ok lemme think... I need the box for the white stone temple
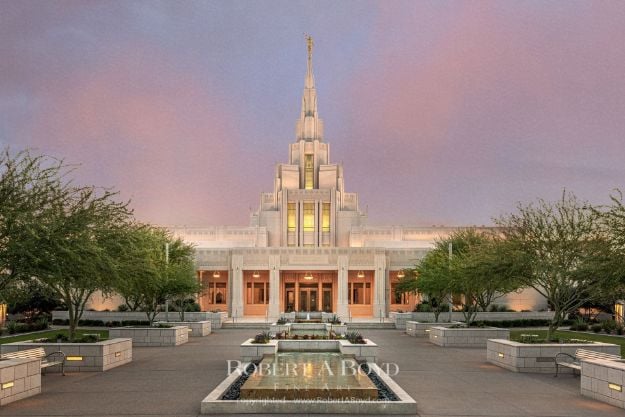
[167,37,545,319]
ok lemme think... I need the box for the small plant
[602,319,617,334]
[591,323,602,333]
[570,317,588,331]
[448,323,466,329]
[345,331,365,344]
[153,323,173,328]
[616,326,624,336]
[252,331,271,344]
[117,304,129,312]
[276,317,288,325]
[327,314,342,324]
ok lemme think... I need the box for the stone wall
[0,358,41,406]
[1,339,132,372]
[109,327,188,347]
[581,358,625,409]
[52,311,226,329]
[429,327,509,347]
[240,338,378,363]
[392,311,556,329]
[157,321,211,337]
[487,339,621,374]
[406,321,460,337]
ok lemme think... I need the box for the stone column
[337,255,349,318]
[268,255,280,319]
[373,252,387,319]
[230,254,244,318]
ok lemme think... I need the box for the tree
[4,278,63,321]
[412,247,453,322]
[0,149,70,296]
[30,186,133,340]
[115,226,199,325]
[496,191,609,340]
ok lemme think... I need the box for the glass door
[322,284,332,312]
[299,287,318,311]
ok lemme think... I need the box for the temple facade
[170,38,545,319]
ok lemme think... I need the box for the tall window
[304,154,314,189]
[287,203,296,232]
[322,202,331,232]
[303,202,315,232]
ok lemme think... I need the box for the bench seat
[555,348,621,377]
[1,347,65,375]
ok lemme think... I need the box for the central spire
[296,35,324,141]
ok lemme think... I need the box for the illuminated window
[348,282,371,305]
[287,203,296,232]
[303,202,315,232]
[322,202,330,232]
[246,282,269,304]
[304,154,314,189]
[390,283,409,304]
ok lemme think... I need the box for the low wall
[392,311,556,329]
[1,339,132,372]
[240,338,378,363]
[0,358,41,406]
[268,322,348,336]
[429,327,510,347]
[157,321,211,337]
[487,339,621,374]
[406,321,460,337]
[109,327,188,347]
[52,311,226,329]
[582,358,625,409]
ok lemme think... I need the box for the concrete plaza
[0,329,622,417]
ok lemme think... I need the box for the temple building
[170,37,545,319]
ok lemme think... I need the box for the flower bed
[108,326,188,347]
[429,326,509,347]
[487,339,620,373]
[1,338,132,372]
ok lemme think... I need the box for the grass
[510,329,625,356]
[0,329,109,344]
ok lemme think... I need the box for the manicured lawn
[0,329,109,344]
[510,329,625,356]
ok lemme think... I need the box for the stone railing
[240,338,378,363]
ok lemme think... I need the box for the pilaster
[268,255,281,319]
[337,255,349,318]
[230,254,244,318]
[373,253,387,318]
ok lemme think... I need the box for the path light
[213,271,220,278]
[609,383,622,392]
[304,272,313,280]
[397,270,405,279]
[357,270,365,278]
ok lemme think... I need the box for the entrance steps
[221,321,396,330]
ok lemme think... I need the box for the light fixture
[397,270,406,278]
[609,383,622,392]
[213,271,220,278]
[115,352,122,357]
[498,352,504,358]
[1,382,14,389]
[357,270,365,278]
[304,272,313,280]
[252,271,260,278]
[66,356,83,361]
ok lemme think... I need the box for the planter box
[269,322,348,336]
[487,339,620,374]
[581,358,625,409]
[157,321,211,337]
[268,324,291,335]
[240,338,378,362]
[0,358,41,406]
[1,339,132,372]
[109,326,188,347]
[406,321,458,337]
[429,327,509,347]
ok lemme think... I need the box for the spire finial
[306,34,314,62]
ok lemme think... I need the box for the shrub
[344,331,365,344]
[117,304,129,312]
[276,317,288,325]
[252,331,271,344]
[617,326,624,336]
[415,303,432,312]
[602,320,617,334]
[591,323,602,333]
[327,314,342,324]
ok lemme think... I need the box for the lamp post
[165,242,170,322]
[448,242,453,323]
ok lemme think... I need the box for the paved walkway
[0,329,623,417]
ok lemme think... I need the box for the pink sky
[2,1,624,227]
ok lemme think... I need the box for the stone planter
[205,312,227,329]
[391,312,415,330]
[392,311,557,329]
[487,339,620,374]
[240,338,378,362]
[157,321,211,337]
[1,339,132,372]
[581,358,625,409]
[429,326,509,347]
[268,322,348,336]
[406,321,458,337]
[0,358,41,406]
[268,324,291,335]
[109,326,188,347]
